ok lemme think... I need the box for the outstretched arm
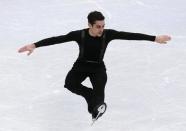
[106,29,171,44]
[18,30,80,56]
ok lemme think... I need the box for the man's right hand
[18,43,36,56]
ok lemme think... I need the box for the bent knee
[64,83,76,91]
[64,83,72,89]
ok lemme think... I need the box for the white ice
[0,0,186,130]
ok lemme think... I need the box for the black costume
[34,28,155,113]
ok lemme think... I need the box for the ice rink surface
[0,0,186,130]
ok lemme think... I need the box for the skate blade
[91,104,106,126]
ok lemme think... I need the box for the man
[18,11,171,120]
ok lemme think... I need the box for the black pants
[64,69,107,113]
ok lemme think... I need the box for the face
[89,20,105,37]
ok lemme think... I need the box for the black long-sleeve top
[34,28,155,72]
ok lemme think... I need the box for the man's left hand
[155,35,171,44]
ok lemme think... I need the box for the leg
[89,70,107,109]
[64,70,93,113]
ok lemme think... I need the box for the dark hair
[87,11,105,25]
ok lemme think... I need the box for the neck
[88,28,97,37]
